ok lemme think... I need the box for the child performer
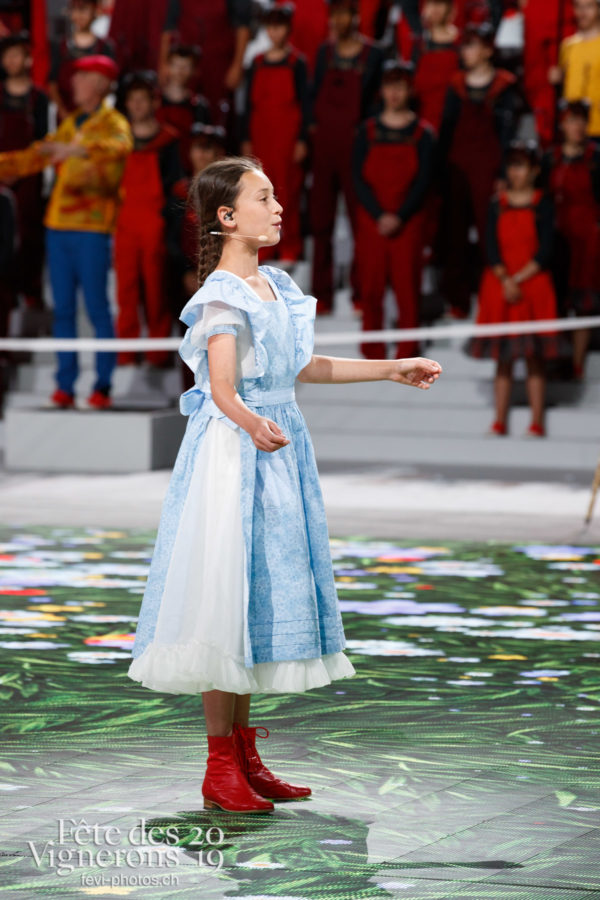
[127,156,442,813]
[409,0,461,133]
[545,100,600,379]
[0,32,48,321]
[352,60,435,359]
[114,71,182,370]
[467,142,559,437]
[549,0,600,143]
[48,0,115,121]
[438,21,522,318]
[156,45,211,173]
[310,0,383,314]
[241,3,310,266]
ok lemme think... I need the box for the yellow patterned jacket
[0,101,133,233]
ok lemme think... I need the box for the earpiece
[224,211,234,220]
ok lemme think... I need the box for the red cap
[72,54,119,80]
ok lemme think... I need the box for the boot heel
[203,797,219,810]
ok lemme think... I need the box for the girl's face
[1,45,30,77]
[218,169,283,247]
[70,3,96,31]
[562,111,588,143]
[422,1,453,28]
[266,23,290,49]
[125,88,155,123]
[190,142,222,174]
[460,38,492,69]
[167,55,195,88]
[507,159,535,190]
[329,8,355,39]
[381,78,411,111]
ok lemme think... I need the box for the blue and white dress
[127,265,356,694]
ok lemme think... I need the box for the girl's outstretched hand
[388,357,443,389]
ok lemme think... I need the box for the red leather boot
[232,723,312,800]
[202,732,274,813]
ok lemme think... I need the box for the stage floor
[1,527,599,898]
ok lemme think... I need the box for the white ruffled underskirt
[127,641,356,695]
[128,417,357,695]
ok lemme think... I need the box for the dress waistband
[240,387,296,407]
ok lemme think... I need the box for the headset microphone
[209,232,269,241]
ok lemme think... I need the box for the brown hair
[187,156,263,289]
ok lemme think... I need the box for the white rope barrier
[0,316,599,352]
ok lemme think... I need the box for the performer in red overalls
[522,0,575,147]
[467,142,559,437]
[155,45,211,174]
[241,3,309,263]
[48,0,115,121]
[438,22,521,317]
[160,0,251,122]
[310,0,383,314]
[353,60,435,359]
[114,72,182,368]
[546,100,600,379]
[410,0,461,132]
[0,32,48,317]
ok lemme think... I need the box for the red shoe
[488,420,507,436]
[526,422,545,438]
[50,388,75,408]
[86,390,112,409]
[233,723,312,800]
[202,733,274,813]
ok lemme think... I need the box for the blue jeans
[46,228,116,394]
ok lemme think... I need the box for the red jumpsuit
[523,0,575,146]
[439,69,519,315]
[0,83,48,309]
[114,125,180,367]
[156,93,210,173]
[244,49,309,262]
[310,38,382,312]
[353,117,435,359]
[469,190,559,360]
[548,145,600,315]
[413,36,461,132]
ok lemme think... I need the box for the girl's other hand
[502,276,521,302]
[250,416,290,452]
[389,357,442,389]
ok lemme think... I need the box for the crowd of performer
[0,0,599,435]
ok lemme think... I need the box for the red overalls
[156,95,208,173]
[549,146,600,314]
[523,0,575,146]
[168,0,236,119]
[441,70,516,315]
[0,86,46,308]
[472,190,559,359]
[249,51,304,262]
[114,126,178,366]
[310,40,373,312]
[356,118,428,360]
[413,39,460,132]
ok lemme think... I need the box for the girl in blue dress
[127,157,442,813]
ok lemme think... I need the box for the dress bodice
[177,265,317,422]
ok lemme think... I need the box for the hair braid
[187,156,263,291]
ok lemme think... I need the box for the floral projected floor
[1,527,599,899]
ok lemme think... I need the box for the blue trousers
[46,228,116,394]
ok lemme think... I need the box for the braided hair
[187,156,263,289]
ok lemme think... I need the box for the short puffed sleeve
[188,300,255,385]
